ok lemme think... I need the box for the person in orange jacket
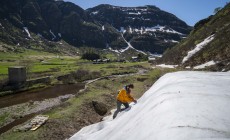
[113,84,137,119]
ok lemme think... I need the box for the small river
[0,83,85,108]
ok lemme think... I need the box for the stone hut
[8,66,27,84]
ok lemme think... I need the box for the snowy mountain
[0,1,191,54]
[87,4,192,53]
[159,3,230,71]
[70,71,230,140]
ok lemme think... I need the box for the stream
[0,83,85,108]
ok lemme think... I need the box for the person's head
[126,84,134,93]
[127,84,134,89]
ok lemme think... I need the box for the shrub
[81,52,100,61]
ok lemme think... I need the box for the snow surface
[144,25,183,35]
[150,54,162,58]
[58,33,62,38]
[71,71,230,140]
[120,27,126,33]
[164,39,179,43]
[156,64,178,68]
[128,12,141,15]
[108,47,121,54]
[120,34,147,55]
[182,35,215,64]
[91,11,99,15]
[125,25,183,35]
[49,30,56,40]
[193,60,216,69]
[23,27,32,38]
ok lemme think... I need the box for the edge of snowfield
[70,71,230,140]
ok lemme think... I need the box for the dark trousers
[113,100,129,119]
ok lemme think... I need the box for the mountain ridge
[0,0,192,54]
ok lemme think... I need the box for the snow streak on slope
[182,34,215,64]
[23,27,32,39]
[49,29,56,40]
[70,71,230,140]
[193,60,216,69]
[120,34,147,55]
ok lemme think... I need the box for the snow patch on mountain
[49,30,56,40]
[128,12,141,15]
[23,27,32,39]
[193,60,216,69]
[120,34,147,55]
[164,39,179,43]
[123,25,183,35]
[70,71,230,140]
[0,22,3,28]
[58,33,62,38]
[108,47,121,54]
[182,34,215,64]
[120,27,126,33]
[91,11,99,15]
[156,64,178,68]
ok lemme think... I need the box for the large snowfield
[70,71,230,140]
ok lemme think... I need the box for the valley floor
[0,57,175,139]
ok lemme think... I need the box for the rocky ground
[38,93,116,140]
[0,94,75,129]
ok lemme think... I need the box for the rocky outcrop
[92,101,107,116]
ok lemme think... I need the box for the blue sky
[64,0,229,26]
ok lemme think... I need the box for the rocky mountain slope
[0,0,111,52]
[0,0,191,54]
[159,3,230,71]
[87,4,192,53]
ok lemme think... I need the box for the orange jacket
[117,89,135,103]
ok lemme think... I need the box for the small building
[131,56,139,62]
[148,56,156,61]
[8,66,26,84]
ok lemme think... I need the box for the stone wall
[26,76,51,86]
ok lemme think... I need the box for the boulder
[92,100,107,116]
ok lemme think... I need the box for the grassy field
[0,51,79,80]
[0,50,151,81]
